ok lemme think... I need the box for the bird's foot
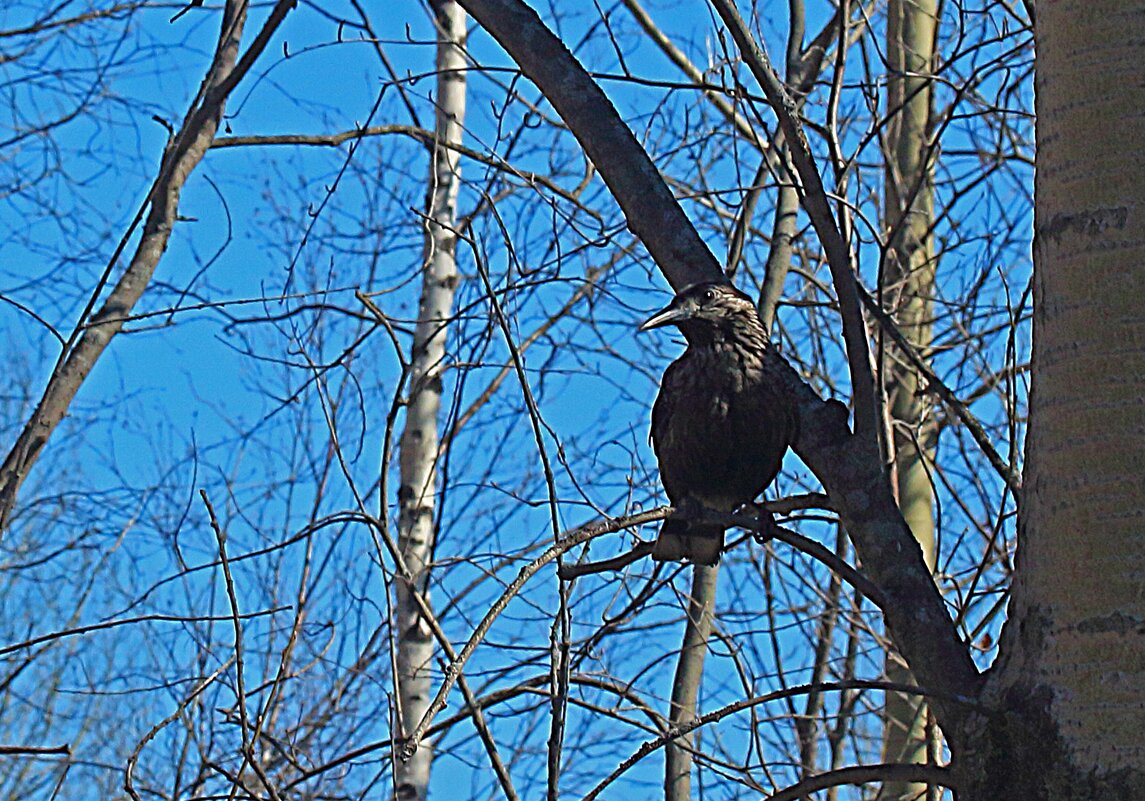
[745,502,781,545]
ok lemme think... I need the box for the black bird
[639,282,796,564]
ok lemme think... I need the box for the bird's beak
[638,301,690,332]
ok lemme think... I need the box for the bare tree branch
[457,0,983,746]
[457,0,725,290]
[0,0,299,533]
[767,762,954,801]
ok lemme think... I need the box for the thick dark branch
[457,0,724,290]
[770,353,984,739]
[457,0,982,750]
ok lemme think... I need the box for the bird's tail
[652,518,725,565]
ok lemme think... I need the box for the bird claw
[745,502,781,544]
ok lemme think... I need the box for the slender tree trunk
[393,3,467,799]
[959,1,1145,797]
[665,565,718,801]
[880,1,938,797]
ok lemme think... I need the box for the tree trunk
[665,565,718,801]
[393,3,467,799]
[959,1,1145,797]
[880,1,938,797]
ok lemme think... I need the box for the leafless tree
[12,1,1133,800]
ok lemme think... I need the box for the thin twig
[561,500,883,608]
[855,283,1022,492]
[212,126,593,210]
[201,490,281,801]
[399,508,670,761]
[125,657,235,801]
[766,763,955,801]
[557,541,656,579]
[581,680,971,801]
[0,608,287,658]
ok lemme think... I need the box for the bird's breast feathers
[645,289,793,521]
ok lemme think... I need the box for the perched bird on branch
[639,282,796,565]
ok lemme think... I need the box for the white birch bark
[393,3,467,799]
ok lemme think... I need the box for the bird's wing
[651,354,738,503]
[650,357,692,502]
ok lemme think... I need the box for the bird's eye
[702,288,715,302]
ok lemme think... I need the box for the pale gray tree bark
[664,565,718,800]
[393,3,467,799]
[879,1,939,797]
[960,1,1145,797]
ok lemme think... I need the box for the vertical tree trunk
[664,565,718,801]
[960,2,1145,797]
[394,3,467,799]
[880,1,938,797]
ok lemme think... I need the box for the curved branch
[455,0,982,752]
[457,0,724,290]
[767,763,954,801]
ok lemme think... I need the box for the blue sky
[0,1,1031,797]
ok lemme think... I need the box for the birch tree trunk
[960,1,1145,796]
[393,3,467,799]
[880,1,938,797]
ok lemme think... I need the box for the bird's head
[638,282,762,344]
